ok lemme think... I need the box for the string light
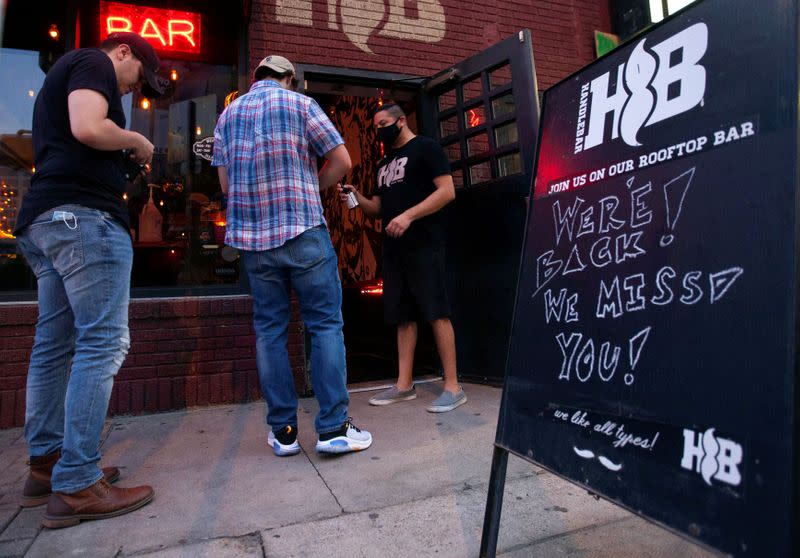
[140,98,151,110]
[48,24,59,40]
[170,69,178,81]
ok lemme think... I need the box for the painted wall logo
[274,0,446,54]
[680,427,742,487]
[574,23,708,154]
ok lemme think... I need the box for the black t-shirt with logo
[15,48,130,234]
[376,135,451,254]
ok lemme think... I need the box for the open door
[420,30,540,384]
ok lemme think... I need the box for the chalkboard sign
[485,1,799,556]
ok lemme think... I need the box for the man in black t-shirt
[340,103,467,412]
[14,32,164,528]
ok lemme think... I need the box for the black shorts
[382,245,451,324]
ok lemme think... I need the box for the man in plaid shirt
[213,55,372,456]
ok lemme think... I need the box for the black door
[420,30,540,384]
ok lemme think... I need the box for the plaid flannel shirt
[212,80,343,251]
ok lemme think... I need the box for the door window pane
[443,141,461,163]
[462,76,483,102]
[489,64,512,90]
[491,93,515,119]
[438,88,456,111]
[469,160,492,186]
[494,121,518,147]
[452,168,464,189]
[439,113,459,138]
[498,152,523,177]
[467,132,490,157]
[464,105,485,129]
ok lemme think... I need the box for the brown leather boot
[42,478,154,529]
[21,451,121,508]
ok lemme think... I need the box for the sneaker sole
[315,437,373,454]
[426,395,468,413]
[41,490,154,529]
[21,469,122,508]
[368,393,417,406]
[267,438,301,457]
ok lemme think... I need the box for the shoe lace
[345,417,361,433]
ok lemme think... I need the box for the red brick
[131,382,145,413]
[158,379,172,411]
[1,390,16,428]
[209,374,221,404]
[172,378,187,408]
[185,376,198,407]
[14,389,25,427]
[144,379,158,413]
[197,377,210,406]
[117,382,131,415]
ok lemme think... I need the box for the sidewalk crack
[301,448,344,514]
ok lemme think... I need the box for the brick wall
[0,296,306,428]
[250,0,611,91]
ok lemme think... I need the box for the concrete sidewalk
[0,383,719,557]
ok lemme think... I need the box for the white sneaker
[267,426,301,456]
[315,419,372,454]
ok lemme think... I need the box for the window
[648,0,699,23]
[433,62,523,189]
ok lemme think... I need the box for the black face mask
[377,120,402,147]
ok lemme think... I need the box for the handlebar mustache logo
[275,0,447,54]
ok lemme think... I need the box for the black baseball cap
[106,32,168,98]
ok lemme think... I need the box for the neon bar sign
[99,1,202,55]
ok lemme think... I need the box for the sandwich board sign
[481,0,800,556]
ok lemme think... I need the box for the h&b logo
[680,428,742,487]
[574,23,708,154]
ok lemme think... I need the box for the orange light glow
[468,109,482,128]
[360,279,383,297]
[0,231,15,240]
[99,2,201,55]
[170,69,178,81]
[214,221,226,227]
[48,24,60,40]
[140,98,150,110]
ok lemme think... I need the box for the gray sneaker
[426,387,467,413]
[368,385,417,406]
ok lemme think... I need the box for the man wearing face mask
[339,103,466,412]
[213,55,373,458]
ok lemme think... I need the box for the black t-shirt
[376,135,451,254]
[15,48,130,234]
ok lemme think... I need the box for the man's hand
[385,212,413,238]
[130,133,154,165]
[337,183,357,203]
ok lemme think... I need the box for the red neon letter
[168,19,196,48]
[106,16,132,34]
[139,18,166,46]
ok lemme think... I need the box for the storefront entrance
[296,31,540,386]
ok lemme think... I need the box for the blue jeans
[17,205,132,493]
[242,225,349,434]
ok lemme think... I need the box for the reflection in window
[0,48,45,291]
[452,168,464,189]
[443,142,461,163]
[438,88,456,111]
[498,152,522,177]
[469,160,492,186]
[462,76,483,102]
[489,64,512,89]
[464,105,484,129]
[491,94,515,119]
[125,63,238,288]
[467,133,490,157]
[494,121,518,147]
[439,113,458,138]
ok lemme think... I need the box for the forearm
[405,187,455,221]
[356,192,381,218]
[73,118,142,151]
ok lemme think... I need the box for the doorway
[298,68,441,384]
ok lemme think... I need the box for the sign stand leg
[479,445,509,558]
